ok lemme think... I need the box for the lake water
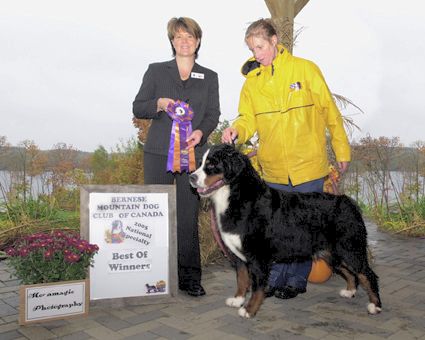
[1,170,423,205]
[342,170,424,204]
[0,170,52,200]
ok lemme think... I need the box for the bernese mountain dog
[189,144,382,318]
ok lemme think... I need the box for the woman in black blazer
[133,17,220,296]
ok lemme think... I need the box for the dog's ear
[222,146,248,183]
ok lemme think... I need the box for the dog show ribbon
[166,100,196,173]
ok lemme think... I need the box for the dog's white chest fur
[212,187,246,262]
[221,233,246,262]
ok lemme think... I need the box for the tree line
[1,129,424,238]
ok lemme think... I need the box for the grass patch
[363,198,425,237]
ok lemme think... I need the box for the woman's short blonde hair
[245,18,278,43]
[167,17,202,58]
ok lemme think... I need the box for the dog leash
[208,144,256,259]
[326,165,342,195]
[330,177,339,195]
[209,206,230,258]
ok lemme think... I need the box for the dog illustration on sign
[145,280,166,294]
[104,220,126,244]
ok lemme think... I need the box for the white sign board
[19,280,88,325]
[80,185,177,304]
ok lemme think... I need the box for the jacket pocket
[285,88,314,112]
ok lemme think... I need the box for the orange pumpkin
[308,259,332,283]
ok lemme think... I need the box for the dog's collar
[197,178,226,196]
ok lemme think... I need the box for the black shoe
[264,285,276,298]
[274,286,306,299]
[179,282,206,297]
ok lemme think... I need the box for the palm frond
[332,93,364,136]
[333,93,364,114]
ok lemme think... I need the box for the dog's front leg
[226,259,249,308]
[238,263,267,318]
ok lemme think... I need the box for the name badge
[191,72,204,79]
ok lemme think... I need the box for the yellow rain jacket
[233,45,351,186]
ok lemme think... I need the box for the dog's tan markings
[205,173,224,188]
[337,264,357,298]
[340,266,357,291]
[235,265,250,298]
[357,273,381,314]
[244,290,265,317]
[225,264,250,309]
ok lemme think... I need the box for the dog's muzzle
[189,173,198,187]
[189,173,225,197]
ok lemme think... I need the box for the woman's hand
[187,129,203,149]
[338,161,350,174]
[157,98,174,112]
[221,127,238,144]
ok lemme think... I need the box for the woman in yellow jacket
[222,19,351,299]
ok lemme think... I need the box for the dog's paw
[225,296,245,308]
[339,289,356,298]
[367,303,382,315]
[238,306,251,318]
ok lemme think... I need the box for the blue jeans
[266,177,324,290]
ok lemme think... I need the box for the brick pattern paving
[1,221,424,339]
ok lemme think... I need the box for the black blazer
[132,59,220,159]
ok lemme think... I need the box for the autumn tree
[0,136,11,199]
[90,145,111,184]
[8,140,46,202]
[342,140,364,203]
[90,139,144,185]
[108,139,144,185]
[407,140,425,201]
[47,143,80,210]
[357,136,404,212]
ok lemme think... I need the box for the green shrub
[1,196,60,223]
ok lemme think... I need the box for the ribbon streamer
[166,100,196,173]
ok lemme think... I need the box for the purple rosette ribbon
[166,100,196,173]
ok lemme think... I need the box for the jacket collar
[166,59,201,89]
[241,44,289,78]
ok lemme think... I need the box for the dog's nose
[189,173,198,186]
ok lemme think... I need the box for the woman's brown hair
[167,17,202,59]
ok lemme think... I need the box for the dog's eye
[204,160,213,169]
[206,163,215,170]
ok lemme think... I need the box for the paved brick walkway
[1,221,425,339]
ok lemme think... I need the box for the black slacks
[143,151,202,284]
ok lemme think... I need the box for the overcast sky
[1,0,424,152]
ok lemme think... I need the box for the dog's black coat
[190,144,381,317]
